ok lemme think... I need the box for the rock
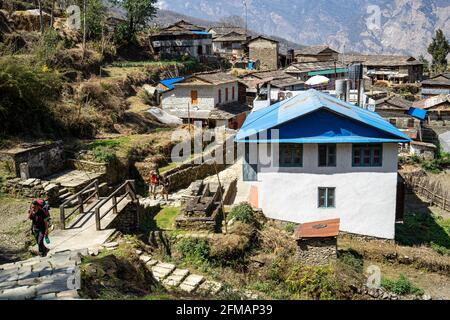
[146,260,159,268]
[0,286,37,300]
[422,294,431,300]
[198,280,223,295]
[382,292,390,300]
[135,250,143,255]
[56,290,80,299]
[103,242,119,249]
[35,293,57,300]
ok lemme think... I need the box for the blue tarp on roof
[236,89,411,144]
[159,77,185,92]
[406,107,427,121]
[192,31,210,35]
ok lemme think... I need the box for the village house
[235,89,411,239]
[413,94,450,123]
[151,20,213,60]
[285,61,348,84]
[247,36,279,71]
[294,45,340,63]
[374,95,419,131]
[208,26,249,58]
[420,73,450,99]
[340,54,423,85]
[160,72,250,129]
[239,70,306,109]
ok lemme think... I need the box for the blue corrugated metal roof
[236,89,411,143]
[159,77,185,91]
[406,107,427,120]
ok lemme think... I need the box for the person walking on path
[28,199,50,257]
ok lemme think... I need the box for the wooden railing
[95,180,137,231]
[59,179,100,230]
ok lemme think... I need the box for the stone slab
[146,260,159,268]
[182,274,204,288]
[156,262,176,271]
[151,265,175,281]
[139,255,152,264]
[56,290,80,299]
[162,269,190,287]
[179,283,197,293]
[0,286,37,300]
[35,293,57,300]
[198,280,223,295]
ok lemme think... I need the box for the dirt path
[0,196,32,263]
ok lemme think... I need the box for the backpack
[35,199,53,229]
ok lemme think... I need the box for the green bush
[177,238,211,267]
[284,222,297,234]
[92,146,117,163]
[381,274,424,295]
[338,249,364,273]
[286,265,339,300]
[229,203,255,224]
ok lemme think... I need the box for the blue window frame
[280,144,303,167]
[318,144,337,167]
[352,144,383,167]
[318,187,335,208]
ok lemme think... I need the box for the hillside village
[0,1,449,301]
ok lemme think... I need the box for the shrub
[381,274,424,295]
[338,249,364,273]
[228,203,255,225]
[285,222,297,234]
[286,265,340,300]
[92,146,117,163]
[177,238,211,267]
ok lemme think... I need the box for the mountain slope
[157,0,450,57]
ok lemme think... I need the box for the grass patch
[338,249,364,273]
[381,274,424,295]
[396,212,450,254]
[154,207,180,231]
[159,162,179,174]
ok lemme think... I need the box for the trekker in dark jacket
[28,200,49,257]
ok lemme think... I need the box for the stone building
[421,73,450,99]
[374,95,419,130]
[294,218,340,266]
[151,20,213,60]
[340,54,423,84]
[294,45,339,63]
[0,141,64,179]
[208,26,249,59]
[413,94,450,122]
[248,36,279,71]
[160,71,250,129]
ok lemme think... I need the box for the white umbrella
[306,75,330,86]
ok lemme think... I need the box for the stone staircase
[0,250,84,300]
[136,252,223,295]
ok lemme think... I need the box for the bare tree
[37,0,44,33]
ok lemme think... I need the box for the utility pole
[243,0,248,36]
[82,0,86,59]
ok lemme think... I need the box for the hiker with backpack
[28,199,50,257]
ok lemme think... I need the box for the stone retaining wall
[1,178,60,205]
[175,207,223,232]
[296,237,337,266]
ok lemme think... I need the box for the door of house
[243,144,258,181]
[396,179,405,222]
[191,90,198,106]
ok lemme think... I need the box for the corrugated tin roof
[407,107,427,120]
[236,89,411,143]
[159,77,185,91]
[295,219,340,239]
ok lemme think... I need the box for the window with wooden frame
[389,118,397,126]
[318,187,335,208]
[318,144,337,167]
[407,118,415,128]
[279,144,303,167]
[190,90,198,105]
[352,144,383,167]
[225,87,229,102]
[232,86,235,100]
[218,89,222,104]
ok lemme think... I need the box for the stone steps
[135,250,224,296]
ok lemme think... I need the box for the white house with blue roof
[236,89,411,239]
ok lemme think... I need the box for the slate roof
[208,26,246,37]
[285,61,346,74]
[339,54,422,67]
[375,95,413,110]
[214,32,248,42]
[413,94,450,110]
[156,20,208,36]
[247,70,305,88]
[296,45,338,56]
[174,72,238,86]
[236,89,411,143]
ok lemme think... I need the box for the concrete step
[58,188,68,196]
[179,274,204,293]
[151,263,176,281]
[162,268,190,288]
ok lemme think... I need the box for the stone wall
[296,237,337,266]
[175,207,223,232]
[248,39,278,71]
[109,200,142,234]
[1,178,60,205]
[0,141,64,179]
[67,159,126,185]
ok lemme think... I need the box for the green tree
[427,29,450,74]
[112,0,158,44]
[418,54,430,74]
[75,0,106,41]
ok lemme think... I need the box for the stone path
[135,250,223,296]
[46,170,104,191]
[0,250,85,300]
